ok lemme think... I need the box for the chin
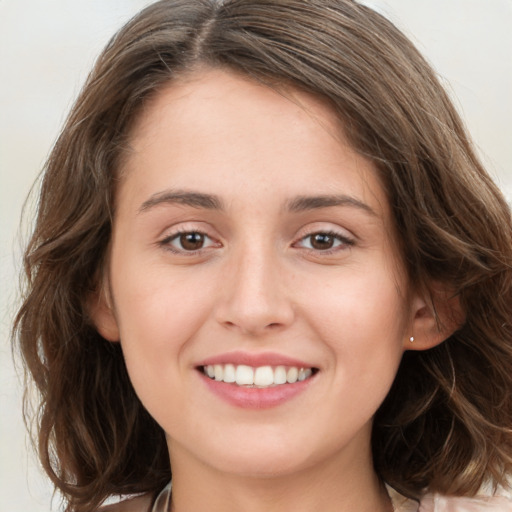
[203,437,324,479]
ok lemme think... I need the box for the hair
[13,0,512,510]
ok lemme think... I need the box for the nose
[215,246,295,336]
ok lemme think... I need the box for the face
[97,69,416,480]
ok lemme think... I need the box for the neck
[168,440,392,512]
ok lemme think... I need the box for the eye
[162,231,218,253]
[296,231,353,252]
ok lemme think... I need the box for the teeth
[254,366,274,386]
[298,368,312,381]
[203,364,315,387]
[223,363,236,383]
[287,367,298,384]
[274,366,287,385]
[235,365,254,385]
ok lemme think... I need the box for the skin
[93,68,448,512]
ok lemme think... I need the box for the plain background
[1,1,511,510]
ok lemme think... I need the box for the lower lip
[199,371,315,409]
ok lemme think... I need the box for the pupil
[311,233,334,250]
[180,232,204,250]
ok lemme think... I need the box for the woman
[14,1,512,510]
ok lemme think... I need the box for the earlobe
[405,285,464,351]
[87,283,120,342]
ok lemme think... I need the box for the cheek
[303,263,407,338]
[110,270,220,433]
[302,265,407,386]
[110,263,216,384]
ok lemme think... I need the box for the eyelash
[293,230,355,254]
[159,228,354,256]
[159,229,218,255]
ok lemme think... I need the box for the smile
[201,364,315,388]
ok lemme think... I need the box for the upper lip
[196,351,317,369]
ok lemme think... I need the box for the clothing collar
[151,482,420,512]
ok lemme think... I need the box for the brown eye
[179,232,205,251]
[309,233,335,250]
[162,230,218,254]
[164,231,218,254]
[295,231,353,252]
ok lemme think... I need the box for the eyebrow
[286,194,377,216]
[139,190,225,213]
[138,189,376,216]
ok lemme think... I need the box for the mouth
[200,364,318,388]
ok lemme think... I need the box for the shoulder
[99,494,153,512]
[388,484,512,512]
[419,492,512,511]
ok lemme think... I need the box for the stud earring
[409,336,414,343]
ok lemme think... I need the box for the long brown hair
[14,0,512,510]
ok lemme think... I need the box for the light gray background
[1,1,511,510]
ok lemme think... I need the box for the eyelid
[158,224,222,254]
[292,225,356,254]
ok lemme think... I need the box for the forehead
[119,68,389,219]
[131,68,344,144]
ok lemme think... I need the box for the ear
[87,281,120,342]
[405,283,465,351]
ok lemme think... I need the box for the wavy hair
[13,0,512,510]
